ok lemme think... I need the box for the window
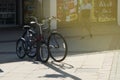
[0,0,16,25]
[57,0,117,23]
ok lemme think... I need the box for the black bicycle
[16,24,37,59]
[41,16,68,62]
[16,16,49,62]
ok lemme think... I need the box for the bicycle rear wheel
[48,33,68,62]
[37,43,49,63]
[26,32,37,58]
[16,39,26,59]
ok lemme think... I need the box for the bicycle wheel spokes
[16,39,26,59]
[48,33,67,62]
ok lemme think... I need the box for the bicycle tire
[26,30,37,58]
[16,38,26,59]
[37,43,49,63]
[48,33,68,62]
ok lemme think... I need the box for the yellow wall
[118,0,120,25]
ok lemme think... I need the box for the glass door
[24,0,35,24]
[0,0,17,25]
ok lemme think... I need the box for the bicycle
[16,23,37,59]
[16,16,49,62]
[40,16,68,62]
[29,16,68,62]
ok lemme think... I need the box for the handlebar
[44,16,61,22]
[28,16,60,24]
[26,16,60,30]
[29,16,38,23]
[42,16,61,26]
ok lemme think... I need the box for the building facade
[118,0,120,25]
[0,0,120,28]
[23,0,119,26]
[0,0,43,28]
[56,0,117,23]
[0,0,23,27]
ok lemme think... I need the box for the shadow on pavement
[0,50,106,64]
[42,61,81,80]
[0,69,3,73]
[50,61,74,69]
[0,52,26,64]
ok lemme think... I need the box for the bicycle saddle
[30,21,36,25]
[23,25,30,29]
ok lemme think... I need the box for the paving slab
[0,50,117,80]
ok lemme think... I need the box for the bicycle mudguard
[29,29,36,34]
[19,37,25,42]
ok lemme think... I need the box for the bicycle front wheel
[37,43,49,63]
[48,33,68,62]
[16,39,26,59]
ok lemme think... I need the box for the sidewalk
[109,50,120,80]
[0,50,118,80]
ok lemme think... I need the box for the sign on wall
[57,0,117,23]
[57,0,78,22]
[94,0,116,22]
